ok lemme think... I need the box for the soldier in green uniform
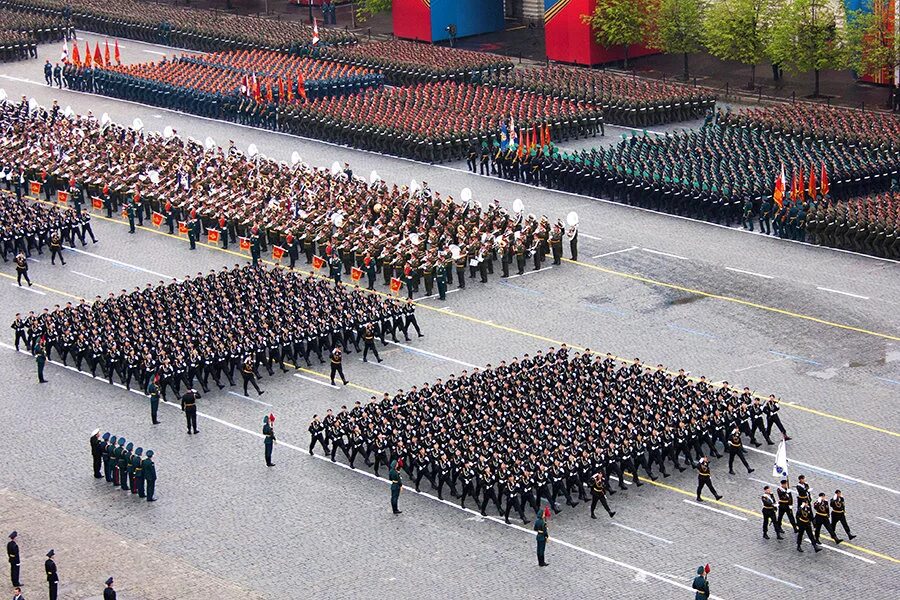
[263,414,276,467]
[146,374,161,425]
[534,506,550,566]
[131,448,144,497]
[389,458,403,514]
[126,200,136,234]
[692,566,709,599]
[34,336,48,383]
[142,450,157,502]
[435,262,447,300]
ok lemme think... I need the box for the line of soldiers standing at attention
[0,7,68,63]
[0,190,97,264]
[760,478,856,553]
[90,429,157,502]
[310,347,789,523]
[1,99,568,296]
[11,264,421,397]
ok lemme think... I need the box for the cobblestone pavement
[0,34,898,600]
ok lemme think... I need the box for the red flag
[808,166,816,199]
[297,72,306,101]
[312,255,325,270]
[91,197,104,210]
[93,41,103,67]
[272,245,286,260]
[389,277,403,294]
[104,40,110,66]
[277,78,284,103]
[207,229,220,243]
[797,166,804,200]
[266,80,273,103]
[114,39,120,65]
[29,181,41,196]
[269,412,275,424]
[773,164,785,208]
[56,190,69,203]
[151,211,163,227]
[704,564,711,574]
[83,41,91,67]
[71,43,81,67]
[312,17,320,45]
[544,124,551,146]
[820,164,829,197]
[178,221,188,235]
[350,266,363,282]
[239,237,251,251]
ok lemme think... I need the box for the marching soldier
[764,395,790,440]
[590,472,615,519]
[241,355,264,396]
[813,492,843,545]
[761,486,784,540]
[830,490,855,541]
[796,501,821,552]
[308,414,327,455]
[15,252,31,287]
[180,388,200,434]
[534,506,550,567]
[727,427,754,474]
[330,346,348,386]
[695,456,722,502]
[796,475,811,509]
[361,324,382,363]
[11,313,27,352]
[263,414,276,467]
[49,230,65,265]
[776,479,798,533]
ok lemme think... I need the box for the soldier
[45,549,58,600]
[761,485,784,540]
[241,355,264,397]
[90,428,103,479]
[263,414,276,467]
[10,313,27,352]
[695,456,722,502]
[435,261,447,300]
[361,324,381,363]
[180,388,200,434]
[131,448,144,497]
[776,479,798,533]
[796,475,811,509]
[691,566,710,600]
[830,490,855,541]
[589,472,615,519]
[813,492,842,544]
[764,395,790,441]
[7,531,21,587]
[534,506,550,567]
[330,346,348,386]
[48,230,65,265]
[137,449,155,501]
[34,335,48,383]
[726,427,754,474]
[104,576,117,600]
[308,414,327,456]
[795,501,821,552]
[147,374,161,425]
[15,252,31,287]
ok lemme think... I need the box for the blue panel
[430,0,505,41]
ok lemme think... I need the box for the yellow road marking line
[24,198,900,438]
[0,272,82,299]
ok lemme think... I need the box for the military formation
[805,192,900,259]
[0,7,67,63]
[12,264,422,398]
[488,65,716,126]
[310,347,789,524]
[0,190,96,263]
[90,430,158,501]
[759,478,856,553]
[0,0,356,52]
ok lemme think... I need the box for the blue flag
[500,121,509,151]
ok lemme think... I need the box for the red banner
[151,212,164,228]
[272,245,286,260]
[390,277,403,294]
[91,197,104,210]
[312,255,325,270]
[207,229,220,243]
[178,221,188,235]
[29,181,41,196]
[239,236,251,251]
[56,190,69,203]
[350,266,363,282]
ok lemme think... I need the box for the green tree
[767,0,848,97]
[648,0,705,80]
[846,0,900,105]
[356,0,391,23]
[581,0,650,70]
[703,0,774,89]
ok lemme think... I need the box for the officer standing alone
[389,459,403,514]
[534,506,550,566]
[263,414,276,467]
[7,531,21,587]
[45,549,58,600]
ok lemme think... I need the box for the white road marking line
[0,342,15,350]
[743,447,900,496]
[733,357,786,373]
[417,288,461,301]
[610,522,673,544]
[226,390,272,407]
[876,516,900,528]
[816,287,870,300]
[71,270,106,282]
[592,246,638,259]
[10,283,46,295]
[67,247,174,279]
[507,265,553,279]
[578,232,602,241]
[0,75,38,84]
[357,358,403,373]
[141,50,167,56]
[732,564,803,589]
[385,341,479,368]
[725,267,774,279]
[642,248,689,260]
[6,345,725,599]
[26,257,42,263]
[819,543,876,564]
[294,373,337,388]
[682,500,748,521]
[747,477,772,486]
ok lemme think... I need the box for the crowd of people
[487,66,716,126]
[91,430,157,502]
[321,40,513,86]
[13,264,422,396]
[1,98,569,295]
[0,0,356,52]
[310,347,789,522]
[806,192,900,258]
[0,190,96,263]
[0,6,67,62]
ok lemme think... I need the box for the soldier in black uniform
[727,427,754,474]
[813,492,843,544]
[142,451,157,502]
[104,576,117,599]
[308,414,327,455]
[362,324,382,363]
[90,429,103,478]
[180,388,200,434]
[7,531,21,587]
[764,395,790,440]
[830,490,855,540]
[14,252,31,286]
[795,475,811,509]
[263,414,276,467]
[330,346,348,385]
[45,549,58,600]
[695,456,722,502]
[795,501,821,552]
[761,486,784,539]
[776,479,798,533]
[590,472,615,519]
[241,355,264,396]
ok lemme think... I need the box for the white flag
[312,18,319,45]
[61,40,68,61]
[773,440,788,478]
